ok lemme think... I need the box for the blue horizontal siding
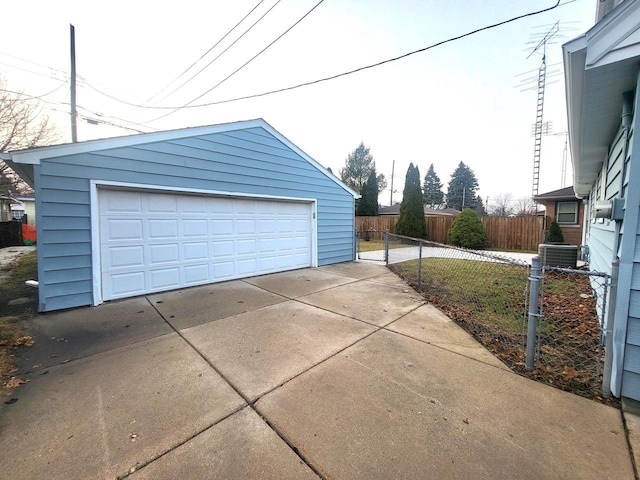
[44,267,92,284]
[625,344,640,375]
[40,216,90,230]
[627,319,640,347]
[40,230,92,244]
[43,292,94,312]
[43,255,91,271]
[35,125,354,311]
[622,371,640,400]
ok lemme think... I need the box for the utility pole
[389,160,395,206]
[70,24,78,143]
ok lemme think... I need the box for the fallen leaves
[5,377,28,389]
[563,367,579,380]
[14,336,34,347]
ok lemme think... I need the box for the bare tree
[0,74,59,194]
[515,197,538,216]
[488,193,514,216]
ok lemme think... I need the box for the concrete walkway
[0,262,635,479]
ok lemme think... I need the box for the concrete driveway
[0,262,634,479]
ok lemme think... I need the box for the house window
[556,201,578,224]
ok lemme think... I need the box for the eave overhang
[563,0,640,197]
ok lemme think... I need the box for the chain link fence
[384,234,531,371]
[534,265,609,400]
[377,232,611,402]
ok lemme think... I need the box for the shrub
[447,208,489,249]
[545,220,565,243]
[362,230,371,242]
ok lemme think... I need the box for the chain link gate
[356,229,387,262]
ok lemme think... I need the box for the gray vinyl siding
[584,85,640,400]
[621,104,640,400]
[603,84,640,401]
[586,127,625,276]
[34,126,355,311]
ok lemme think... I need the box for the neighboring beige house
[10,196,35,225]
[533,186,584,246]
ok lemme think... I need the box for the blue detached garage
[4,119,358,312]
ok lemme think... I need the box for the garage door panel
[179,196,208,214]
[106,245,145,268]
[258,237,277,253]
[212,219,234,236]
[100,190,312,301]
[148,219,178,239]
[259,256,277,271]
[212,240,234,257]
[105,219,144,240]
[150,267,180,290]
[212,198,234,213]
[147,194,178,213]
[237,258,258,275]
[237,239,256,255]
[101,191,142,214]
[149,244,180,265]
[237,219,257,235]
[183,219,208,237]
[184,242,209,260]
[109,271,146,297]
[213,262,235,279]
[258,219,276,233]
[184,264,210,284]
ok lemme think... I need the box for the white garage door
[99,189,312,301]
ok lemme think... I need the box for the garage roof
[2,118,358,198]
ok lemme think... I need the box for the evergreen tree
[422,164,444,208]
[340,142,387,194]
[474,196,487,216]
[446,162,481,211]
[396,163,426,238]
[447,208,489,249]
[545,220,565,243]
[357,168,379,216]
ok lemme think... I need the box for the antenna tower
[527,21,559,197]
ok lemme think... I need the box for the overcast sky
[2,0,596,208]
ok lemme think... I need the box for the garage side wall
[35,127,354,311]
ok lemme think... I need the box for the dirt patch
[0,248,38,400]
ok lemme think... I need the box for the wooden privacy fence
[356,215,545,252]
[0,221,23,248]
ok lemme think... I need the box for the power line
[13,0,562,128]
[144,0,562,112]
[0,85,70,105]
[0,51,68,76]
[149,0,283,105]
[145,0,266,104]
[149,0,325,122]
[75,104,158,132]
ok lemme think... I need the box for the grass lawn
[390,257,528,331]
[358,239,385,252]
